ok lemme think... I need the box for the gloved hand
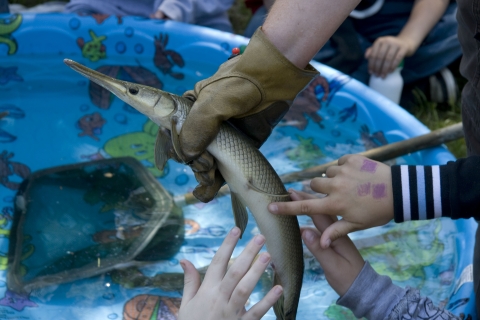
[179,27,319,202]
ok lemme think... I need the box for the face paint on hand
[357,182,371,197]
[372,183,387,199]
[360,159,378,173]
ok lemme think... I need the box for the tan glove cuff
[234,27,319,117]
[189,27,319,119]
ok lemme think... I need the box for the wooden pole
[178,122,464,206]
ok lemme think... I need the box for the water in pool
[0,13,474,319]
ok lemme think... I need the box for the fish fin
[231,192,248,238]
[247,181,290,199]
[273,272,286,320]
[170,117,188,164]
[154,128,172,170]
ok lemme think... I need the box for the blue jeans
[0,0,9,14]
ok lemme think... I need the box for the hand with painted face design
[268,154,394,248]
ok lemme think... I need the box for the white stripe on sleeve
[401,166,411,221]
[432,165,442,218]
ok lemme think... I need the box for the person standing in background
[65,0,235,32]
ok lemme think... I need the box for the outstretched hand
[269,154,394,248]
[178,227,283,320]
[292,190,365,297]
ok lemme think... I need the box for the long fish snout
[63,59,176,128]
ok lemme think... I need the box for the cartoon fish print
[76,112,106,141]
[0,66,23,85]
[0,151,30,190]
[283,76,329,130]
[123,295,181,320]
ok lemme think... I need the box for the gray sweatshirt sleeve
[337,262,460,320]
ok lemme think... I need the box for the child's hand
[292,190,365,297]
[178,227,283,320]
[268,154,394,248]
[150,10,169,19]
[365,36,415,78]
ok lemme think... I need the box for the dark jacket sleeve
[391,156,480,222]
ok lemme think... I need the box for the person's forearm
[262,0,360,68]
[337,262,405,319]
[397,0,449,55]
[338,261,460,320]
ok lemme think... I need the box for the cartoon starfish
[0,66,23,85]
[0,290,38,311]
[77,29,107,62]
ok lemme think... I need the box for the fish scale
[217,126,285,195]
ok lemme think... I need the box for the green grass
[10,0,466,159]
[410,89,466,158]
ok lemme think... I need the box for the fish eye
[129,87,139,95]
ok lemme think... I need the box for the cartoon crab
[0,151,30,190]
[153,33,185,80]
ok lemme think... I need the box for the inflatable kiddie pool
[0,13,476,319]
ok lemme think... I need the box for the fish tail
[272,273,296,320]
[273,292,285,320]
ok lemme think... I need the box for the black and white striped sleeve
[391,156,480,222]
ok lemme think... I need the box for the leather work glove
[180,27,319,202]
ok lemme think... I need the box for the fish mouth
[64,59,127,97]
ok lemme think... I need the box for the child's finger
[302,228,340,265]
[380,45,399,76]
[337,154,353,166]
[288,189,322,201]
[319,219,358,249]
[309,177,332,194]
[220,234,265,296]
[203,227,240,285]
[179,260,201,307]
[268,198,323,215]
[244,285,283,320]
[229,252,271,309]
[364,47,372,59]
[308,213,337,233]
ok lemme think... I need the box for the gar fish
[64,59,304,320]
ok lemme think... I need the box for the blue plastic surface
[0,13,476,319]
